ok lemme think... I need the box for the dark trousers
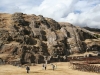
[27,70,29,73]
[45,67,46,70]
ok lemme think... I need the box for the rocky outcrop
[0,13,100,65]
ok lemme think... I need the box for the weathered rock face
[0,13,100,65]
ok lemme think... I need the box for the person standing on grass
[42,64,45,70]
[53,64,55,70]
[42,64,47,70]
[51,64,55,70]
[26,66,30,73]
[44,64,47,70]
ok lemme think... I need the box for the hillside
[0,13,100,65]
[84,27,100,34]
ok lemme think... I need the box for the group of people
[42,63,57,70]
[26,63,57,73]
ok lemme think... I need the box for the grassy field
[0,62,99,75]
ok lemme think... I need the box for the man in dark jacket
[26,66,30,73]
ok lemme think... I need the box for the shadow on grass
[48,69,62,71]
[31,71,42,73]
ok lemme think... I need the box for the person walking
[53,64,55,70]
[42,64,47,70]
[51,64,55,71]
[26,66,30,73]
[44,64,47,70]
[42,64,45,70]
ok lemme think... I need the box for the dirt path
[0,62,99,75]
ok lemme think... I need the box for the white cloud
[0,0,100,28]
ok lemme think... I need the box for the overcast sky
[0,0,100,28]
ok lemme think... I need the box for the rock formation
[0,13,100,65]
